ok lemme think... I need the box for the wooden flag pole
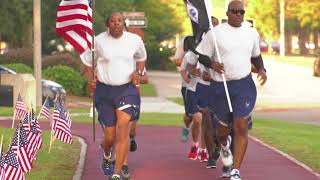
[49,94,58,153]
[91,0,96,142]
[11,110,16,129]
[0,134,3,155]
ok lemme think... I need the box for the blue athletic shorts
[209,74,257,126]
[94,82,141,127]
[185,83,210,116]
[185,89,200,116]
[196,83,210,109]
[181,87,188,115]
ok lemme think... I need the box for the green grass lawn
[167,97,184,106]
[140,84,157,97]
[0,128,80,179]
[264,54,315,68]
[251,118,320,173]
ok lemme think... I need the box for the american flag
[14,94,27,120]
[56,0,93,55]
[3,149,25,180]
[11,128,32,173]
[40,98,52,123]
[0,147,5,180]
[28,109,43,160]
[53,98,72,144]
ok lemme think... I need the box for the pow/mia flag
[184,0,210,45]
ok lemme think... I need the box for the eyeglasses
[228,9,245,15]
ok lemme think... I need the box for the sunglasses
[228,9,245,15]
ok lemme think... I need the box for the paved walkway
[0,120,318,180]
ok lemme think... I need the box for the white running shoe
[220,135,233,167]
[230,169,241,180]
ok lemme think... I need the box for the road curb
[73,136,88,180]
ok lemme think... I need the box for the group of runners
[80,0,267,180]
[173,1,267,179]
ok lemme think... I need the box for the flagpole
[91,0,96,142]
[49,95,58,153]
[0,134,3,155]
[204,0,233,112]
[11,110,16,129]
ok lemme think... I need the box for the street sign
[122,12,147,28]
[125,18,147,28]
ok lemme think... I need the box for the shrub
[42,53,82,70]
[0,48,33,66]
[3,63,33,73]
[43,65,87,96]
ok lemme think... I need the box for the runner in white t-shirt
[82,12,147,180]
[192,1,267,180]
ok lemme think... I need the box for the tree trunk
[298,28,308,55]
[314,30,319,53]
[285,30,292,54]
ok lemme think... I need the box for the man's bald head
[228,0,244,10]
[226,0,245,27]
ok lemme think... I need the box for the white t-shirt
[81,31,147,85]
[180,52,210,92]
[196,22,261,81]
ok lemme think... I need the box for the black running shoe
[206,156,217,168]
[121,165,131,180]
[130,138,137,152]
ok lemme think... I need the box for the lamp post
[279,0,285,56]
[34,0,42,107]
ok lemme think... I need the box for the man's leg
[217,124,233,167]
[113,110,132,176]
[232,117,248,169]
[102,127,116,156]
[129,121,138,152]
[188,112,202,160]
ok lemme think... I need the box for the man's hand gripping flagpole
[204,0,233,112]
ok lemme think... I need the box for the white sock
[103,152,111,160]
[221,139,230,151]
[192,142,199,147]
[112,174,120,178]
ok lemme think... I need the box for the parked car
[271,41,280,54]
[260,39,269,53]
[0,65,66,107]
[314,50,320,77]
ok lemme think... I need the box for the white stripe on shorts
[118,104,132,111]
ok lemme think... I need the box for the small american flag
[56,0,93,55]
[28,109,43,160]
[21,113,31,132]
[53,98,72,144]
[14,94,27,120]
[11,128,32,173]
[40,98,51,123]
[3,149,25,180]
[0,148,6,180]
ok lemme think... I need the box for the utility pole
[279,0,285,56]
[34,0,42,107]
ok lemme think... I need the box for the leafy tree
[0,0,33,47]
